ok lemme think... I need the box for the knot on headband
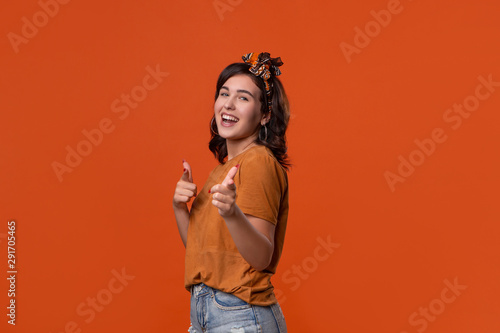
[242,52,284,112]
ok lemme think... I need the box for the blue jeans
[188,283,287,333]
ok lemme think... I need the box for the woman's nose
[224,96,235,109]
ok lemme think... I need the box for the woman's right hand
[173,160,197,208]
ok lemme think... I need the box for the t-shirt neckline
[227,144,265,162]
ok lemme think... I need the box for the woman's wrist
[172,200,188,210]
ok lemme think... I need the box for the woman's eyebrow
[237,89,254,97]
[221,86,255,98]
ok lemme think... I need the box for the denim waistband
[190,283,210,297]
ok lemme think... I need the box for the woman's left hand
[209,165,239,217]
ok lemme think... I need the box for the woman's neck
[226,135,259,161]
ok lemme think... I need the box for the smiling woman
[209,56,290,169]
[172,52,291,332]
[214,75,267,152]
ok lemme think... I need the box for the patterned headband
[242,52,284,112]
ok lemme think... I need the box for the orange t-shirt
[184,145,289,306]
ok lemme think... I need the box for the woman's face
[214,74,266,142]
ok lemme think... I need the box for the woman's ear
[261,112,271,125]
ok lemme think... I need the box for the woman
[173,52,290,332]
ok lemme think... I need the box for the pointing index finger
[222,164,239,187]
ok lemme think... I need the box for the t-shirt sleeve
[236,153,287,225]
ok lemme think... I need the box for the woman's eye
[220,92,228,97]
[239,96,248,101]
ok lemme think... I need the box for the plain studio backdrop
[1,0,499,332]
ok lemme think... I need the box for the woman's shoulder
[238,145,288,181]
[239,145,280,166]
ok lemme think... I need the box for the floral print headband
[242,52,284,112]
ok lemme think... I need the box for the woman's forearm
[173,202,190,247]
[223,205,273,271]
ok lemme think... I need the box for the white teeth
[222,114,239,122]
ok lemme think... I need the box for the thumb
[180,160,193,183]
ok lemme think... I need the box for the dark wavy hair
[208,63,291,170]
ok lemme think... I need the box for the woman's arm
[172,161,197,247]
[210,165,276,271]
[172,203,190,247]
[224,208,275,271]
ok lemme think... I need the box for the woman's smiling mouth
[221,113,240,126]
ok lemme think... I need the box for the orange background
[1,0,499,332]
